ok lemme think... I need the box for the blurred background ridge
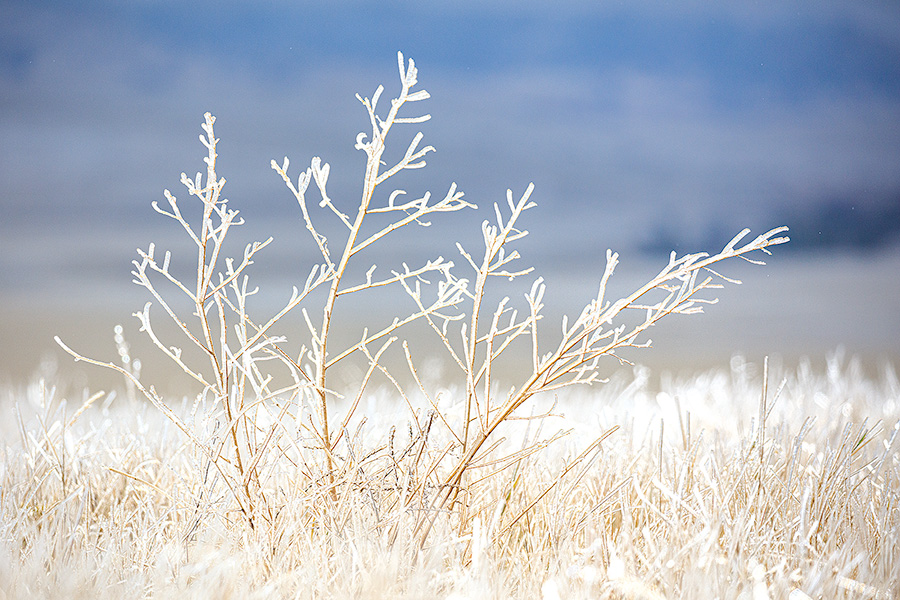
[2,0,898,391]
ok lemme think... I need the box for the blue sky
[1,0,899,382]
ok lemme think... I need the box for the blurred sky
[1,0,899,388]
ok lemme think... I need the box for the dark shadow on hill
[773,196,900,252]
[639,193,900,257]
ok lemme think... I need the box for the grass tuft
[6,53,886,598]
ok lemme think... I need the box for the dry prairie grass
[4,53,886,599]
[2,354,897,599]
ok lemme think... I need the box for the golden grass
[3,354,897,599]
[6,53,886,599]
[48,52,788,558]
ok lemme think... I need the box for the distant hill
[775,197,900,252]
[640,195,900,256]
